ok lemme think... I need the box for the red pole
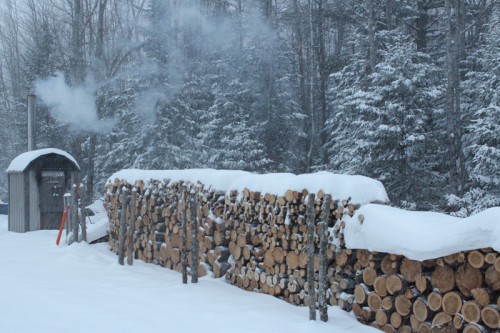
[56,205,70,245]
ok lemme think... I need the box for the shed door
[40,171,65,230]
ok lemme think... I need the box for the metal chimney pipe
[27,94,36,151]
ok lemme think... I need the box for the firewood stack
[105,177,499,332]
[350,250,500,332]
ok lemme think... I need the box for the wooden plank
[306,193,316,321]
[127,188,137,265]
[318,194,331,322]
[118,187,128,265]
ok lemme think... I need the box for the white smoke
[34,72,117,133]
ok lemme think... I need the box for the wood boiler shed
[6,148,80,232]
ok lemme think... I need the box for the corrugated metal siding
[29,170,40,231]
[8,173,26,232]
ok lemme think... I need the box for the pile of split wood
[351,250,500,332]
[105,177,499,333]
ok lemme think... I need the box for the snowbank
[345,204,500,260]
[107,169,389,205]
[85,199,109,243]
[6,148,80,172]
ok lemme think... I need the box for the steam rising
[34,72,117,133]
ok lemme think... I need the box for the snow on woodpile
[107,169,389,205]
[345,204,500,260]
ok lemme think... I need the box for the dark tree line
[0,0,498,215]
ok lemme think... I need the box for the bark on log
[470,288,490,307]
[431,311,452,328]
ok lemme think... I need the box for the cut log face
[394,295,411,317]
[442,291,463,315]
[375,309,388,326]
[354,284,370,305]
[428,291,443,312]
[400,258,422,282]
[374,276,388,297]
[456,264,484,297]
[481,305,500,329]
[368,292,382,312]
[431,311,452,328]
[413,298,430,322]
[431,265,456,293]
[363,266,377,286]
[485,265,500,291]
[389,311,402,329]
[470,288,490,307]
[467,250,485,269]
[386,274,404,295]
[461,301,481,323]
[463,323,488,333]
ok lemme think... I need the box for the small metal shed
[6,148,80,232]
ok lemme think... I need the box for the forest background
[0,0,498,216]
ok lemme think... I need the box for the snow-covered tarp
[345,204,500,261]
[107,169,389,205]
[6,148,80,173]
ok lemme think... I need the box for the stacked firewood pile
[105,177,499,332]
[350,250,500,332]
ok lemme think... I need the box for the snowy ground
[0,215,376,333]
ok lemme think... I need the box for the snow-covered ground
[0,215,376,333]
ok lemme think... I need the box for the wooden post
[127,188,137,265]
[118,187,128,265]
[319,194,331,322]
[71,184,78,244]
[79,184,87,242]
[181,185,188,284]
[64,193,71,243]
[190,188,199,283]
[306,192,317,321]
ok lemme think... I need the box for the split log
[386,274,404,295]
[362,267,377,286]
[453,314,464,330]
[480,305,499,329]
[419,322,432,333]
[470,288,490,307]
[463,323,489,333]
[461,301,481,323]
[431,265,455,293]
[428,291,443,312]
[431,311,452,328]
[415,274,431,294]
[375,309,389,326]
[381,297,394,311]
[368,292,382,312]
[381,254,397,275]
[442,291,462,315]
[354,284,370,305]
[400,258,422,282]
[467,250,485,269]
[389,312,402,329]
[413,297,430,321]
[394,295,412,316]
[456,264,483,297]
[485,265,500,291]
[373,276,388,297]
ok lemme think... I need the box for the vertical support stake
[118,187,128,265]
[71,184,78,244]
[307,193,317,321]
[190,188,199,283]
[319,194,331,322]
[181,184,188,284]
[127,188,137,265]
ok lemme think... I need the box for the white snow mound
[107,169,389,205]
[345,204,500,260]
